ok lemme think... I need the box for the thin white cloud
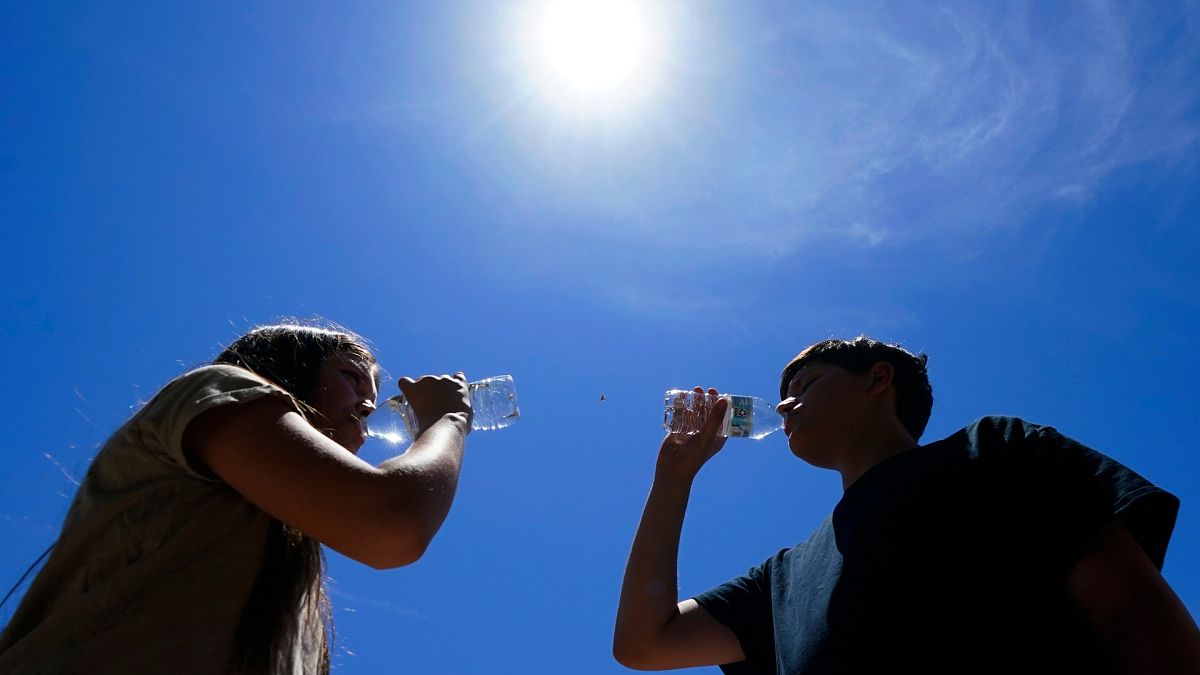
[475,1,1198,261]
[748,1,1197,255]
[326,586,432,622]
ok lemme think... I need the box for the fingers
[670,386,723,439]
[397,377,416,397]
[395,373,471,402]
[699,396,728,444]
[394,372,473,435]
[669,387,726,437]
[656,386,728,480]
[398,373,466,388]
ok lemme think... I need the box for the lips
[348,413,367,441]
[780,397,806,434]
[783,412,802,439]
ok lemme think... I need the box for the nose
[358,399,376,417]
[776,397,797,415]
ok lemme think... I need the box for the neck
[837,419,917,490]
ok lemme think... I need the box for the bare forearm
[383,413,468,475]
[615,398,740,669]
[615,473,694,653]
[378,414,469,553]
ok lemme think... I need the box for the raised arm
[614,389,745,670]
[1067,519,1200,674]
[185,373,472,570]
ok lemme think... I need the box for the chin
[788,446,812,462]
[785,431,808,456]
[787,435,828,467]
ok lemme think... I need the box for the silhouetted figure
[615,336,1200,674]
[0,322,475,673]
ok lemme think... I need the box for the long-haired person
[0,323,473,673]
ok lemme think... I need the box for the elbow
[612,646,639,670]
[612,636,657,671]
[357,512,438,570]
[346,471,456,569]
[362,537,428,570]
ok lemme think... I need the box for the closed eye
[799,374,820,394]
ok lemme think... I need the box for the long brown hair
[214,322,379,674]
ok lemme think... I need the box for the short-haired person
[614,337,1200,673]
[0,323,474,673]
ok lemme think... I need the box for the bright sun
[538,0,647,94]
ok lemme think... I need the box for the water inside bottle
[662,389,782,440]
[366,396,414,446]
[468,375,520,431]
[363,375,519,451]
[663,389,727,435]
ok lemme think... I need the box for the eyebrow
[788,366,823,394]
[339,359,380,391]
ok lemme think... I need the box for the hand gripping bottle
[368,375,519,446]
[662,389,782,440]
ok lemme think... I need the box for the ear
[866,361,894,397]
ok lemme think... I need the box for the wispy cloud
[326,585,433,623]
[475,1,1198,260]
[730,1,1199,256]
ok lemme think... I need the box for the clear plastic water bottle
[368,375,519,446]
[662,389,782,440]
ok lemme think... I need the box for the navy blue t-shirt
[693,417,1179,674]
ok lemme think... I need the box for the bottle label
[727,395,754,438]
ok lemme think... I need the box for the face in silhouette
[776,363,878,467]
[308,354,379,453]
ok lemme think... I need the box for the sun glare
[538,0,647,95]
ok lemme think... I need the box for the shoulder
[937,416,1058,458]
[953,416,1110,462]
[154,363,277,398]
[124,364,303,480]
[965,418,1179,564]
[137,364,298,422]
[960,415,1047,440]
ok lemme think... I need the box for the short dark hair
[780,336,933,441]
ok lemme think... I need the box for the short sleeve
[692,552,781,674]
[1030,424,1180,570]
[132,364,303,480]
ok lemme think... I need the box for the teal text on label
[728,395,754,438]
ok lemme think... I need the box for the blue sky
[2,1,1198,672]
